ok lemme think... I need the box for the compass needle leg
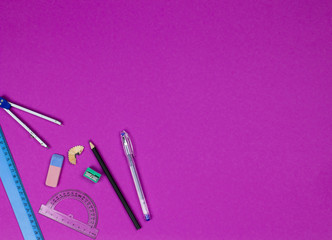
[4,109,48,148]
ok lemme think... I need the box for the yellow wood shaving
[68,145,84,165]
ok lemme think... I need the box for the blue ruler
[0,126,44,240]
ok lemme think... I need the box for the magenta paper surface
[0,1,331,239]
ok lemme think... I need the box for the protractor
[39,189,99,239]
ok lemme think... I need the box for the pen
[120,131,151,221]
[89,140,141,230]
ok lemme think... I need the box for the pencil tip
[89,141,95,149]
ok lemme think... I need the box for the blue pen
[121,131,151,221]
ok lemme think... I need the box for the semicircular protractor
[39,189,99,239]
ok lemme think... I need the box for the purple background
[0,0,331,239]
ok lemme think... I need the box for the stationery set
[0,96,151,239]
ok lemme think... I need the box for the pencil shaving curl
[68,145,84,165]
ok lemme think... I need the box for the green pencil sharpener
[84,167,101,183]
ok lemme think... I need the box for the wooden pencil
[89,141,141,230]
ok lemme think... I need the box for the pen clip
[121,131,134,156]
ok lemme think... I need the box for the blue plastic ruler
[0,126,44,240]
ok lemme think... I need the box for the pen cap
[120,130,134,156]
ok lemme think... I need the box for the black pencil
[89,141,141,230]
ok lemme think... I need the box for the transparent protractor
[45,189,98,228]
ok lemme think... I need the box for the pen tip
[89,141,95,149]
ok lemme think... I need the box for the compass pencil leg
[9,102,62,125]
